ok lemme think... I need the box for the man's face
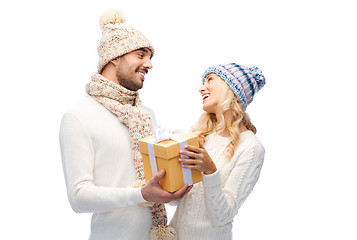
[114,48,153,91]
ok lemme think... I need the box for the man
[59,9,189,240]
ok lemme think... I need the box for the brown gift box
[139,134,202,192]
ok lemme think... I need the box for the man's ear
[110,58,120,66]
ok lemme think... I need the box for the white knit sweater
[59,96,155,240]
[170,131,265,240]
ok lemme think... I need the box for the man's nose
[143,58,153,69]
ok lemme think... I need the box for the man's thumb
[153,169,165,182]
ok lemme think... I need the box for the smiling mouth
[137,69,148,80]
[138,72,146,80]
[202,93,210,101]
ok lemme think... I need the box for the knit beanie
[97,9,154,73]
[202,63,266,109]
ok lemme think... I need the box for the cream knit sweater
[59,96,156,240]
[170,131,265,240]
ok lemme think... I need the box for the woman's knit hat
[97,9,154,73]
[202,63,266,109]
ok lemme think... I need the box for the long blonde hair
[192,76,256,160]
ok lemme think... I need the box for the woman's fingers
[178,142,216,174]
[185,144,202,153]
[179,149,198,159]
[179,158,198,165]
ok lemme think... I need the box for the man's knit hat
[97,9,154,73]
[202,63,266,109]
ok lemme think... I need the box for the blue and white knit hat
[202,63,266,109]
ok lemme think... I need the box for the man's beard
[115,67,143,91]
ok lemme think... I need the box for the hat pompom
[249,66,266,91]
[100,9,125,31]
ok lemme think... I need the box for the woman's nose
[198,84,206,93]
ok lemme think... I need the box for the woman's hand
[179,142,217,175]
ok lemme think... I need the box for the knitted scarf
[86,73,176,239]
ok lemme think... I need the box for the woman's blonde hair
[192,75,256,160]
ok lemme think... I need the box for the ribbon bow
[154,127,185,143]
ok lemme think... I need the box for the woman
[169,63,266,240]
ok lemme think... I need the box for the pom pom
[150,226,177,240]
[249,66,266,91]
[99,9,125,30]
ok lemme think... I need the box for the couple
[59,9,265,240]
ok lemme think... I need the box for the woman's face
[199,73,225,114]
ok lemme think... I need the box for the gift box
[139,133,202,192]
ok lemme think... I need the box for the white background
[1,0,356,239]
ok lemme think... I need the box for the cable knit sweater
[59,96,156,240]
[170,131,265,240]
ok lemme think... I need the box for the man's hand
[141,169,192,203]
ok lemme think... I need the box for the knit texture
[202,63,266,109]
[170,131,265,240]
[97,9,154,73]
[86,73,174,239]
[60,96,152,239]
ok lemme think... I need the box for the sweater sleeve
[202,141,265,226]
[59,112,146,214]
